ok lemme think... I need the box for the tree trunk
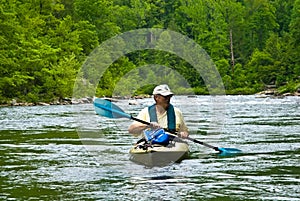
[230,29,235,76]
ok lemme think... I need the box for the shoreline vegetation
[1,1,300,108]
[1,89,299,108]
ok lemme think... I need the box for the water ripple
[0,96,299,200]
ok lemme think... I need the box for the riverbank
[0,94,153,107]
[256,89,300,97]
[0,97,94,107]
[1,92,299,107]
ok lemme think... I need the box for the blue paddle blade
[217,147,242,156]
[93,98,131,119]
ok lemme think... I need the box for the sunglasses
[158,94,173,98]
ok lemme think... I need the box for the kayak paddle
[93,98,242,155]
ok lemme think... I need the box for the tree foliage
[0,0,299,103]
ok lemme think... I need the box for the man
[128,84,189,138]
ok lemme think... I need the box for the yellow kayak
[129,139,190,167]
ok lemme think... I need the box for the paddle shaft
[186,137,219,151]
[131,116,151,126]
[131,115,220,152]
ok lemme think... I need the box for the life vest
[144,104,176,145]
[148,104,176,132]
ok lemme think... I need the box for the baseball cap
[153,84,174,96]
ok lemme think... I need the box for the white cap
[153,84,174,96]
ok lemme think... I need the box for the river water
[0,95,299,200]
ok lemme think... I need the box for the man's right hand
[149,122,161,129]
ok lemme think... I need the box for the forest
[1,0,300,104]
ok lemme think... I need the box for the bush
[278,82,300,94]
[193,87,209,95]
[227,87,257,95]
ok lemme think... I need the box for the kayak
[129,138,190,167]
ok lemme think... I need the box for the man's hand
[179,131,189,138]
[149,122,161,129]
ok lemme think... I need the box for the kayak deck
[129,139,190,167]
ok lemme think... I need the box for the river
[0,95,299,200]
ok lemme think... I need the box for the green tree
[216,0,245,70]
[243,0,279,51]
[41,54,79,101]
[273,0,294,36]
[246,48,276,86]
[289,0,300,64]
[0,3,22,99]
[74,0,120,42]
[177,0,229,61]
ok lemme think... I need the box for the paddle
[93,98,242,155]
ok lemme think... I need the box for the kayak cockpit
[129,138,190,167]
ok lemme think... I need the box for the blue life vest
[144,104,176,145]
[148,104,176,132]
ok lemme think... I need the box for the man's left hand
[179,131,189,138]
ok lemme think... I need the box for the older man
[128,84,189,138]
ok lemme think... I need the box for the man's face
[155,94,173,108]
